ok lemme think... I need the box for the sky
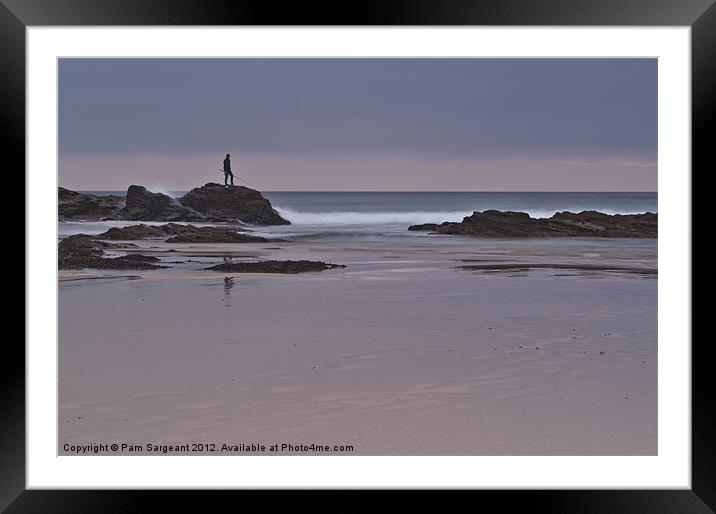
[58,58,657,191]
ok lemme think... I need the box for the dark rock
[58,234,106,267]
[424,210,657,238]
[548,211,658,238]
[205,260,346,274]
[165,226,270,244]
[407,223,440,231]
[112,254,161,263]
[58,188,124,221]
[179,183,289,225]
[59,184,289,225]
[458,262,657,275]
[97,224,177,240]
[99,254,163,269]
[96,223,272,243]
[58,234,165,270]
[97,255,166,270]
[119,185,207,221]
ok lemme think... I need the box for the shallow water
[69,191,657,244]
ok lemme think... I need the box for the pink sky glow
[59,152,657,192]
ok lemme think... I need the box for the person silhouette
[222,154,234,186]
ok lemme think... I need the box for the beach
[58,221,657,455]
[54,54,661,459]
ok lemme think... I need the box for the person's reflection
[223,276,234,307]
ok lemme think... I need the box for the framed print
[8,0,710,510]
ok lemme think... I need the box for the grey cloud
[59,58,657,159]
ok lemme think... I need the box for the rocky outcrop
[58,188,124,221]
[96,223,273,243]
[119,185,208,221]
[416,210,657,238]
[205,260,345,274]
[179,183,290,225]
[58,234,164,270]
[59,184,289,225]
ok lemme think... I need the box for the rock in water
[407,223,440,231]
[164,227,271,243]
[96,223,274,243]
[119,185,208,221]
[436,210,547,237]
[58,234,106,267]
[58,187,124,221]
[205,260,345,274]
[179,183,290,225]
[548,211,658,238]
[58,234,165,270]
[97,224,177,240]
[423,210,657,238]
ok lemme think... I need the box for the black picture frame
[6,0,709,511]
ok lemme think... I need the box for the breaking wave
[273,207,654,226]
[273,208,470,226]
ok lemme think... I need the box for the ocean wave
[273,208,470,226]
[273,207,655,225]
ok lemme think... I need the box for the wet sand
[58,239,657,455]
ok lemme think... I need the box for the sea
[61,191,657,244]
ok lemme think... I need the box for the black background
[4,0,710,511]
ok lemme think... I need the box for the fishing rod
[219,169,251,187]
